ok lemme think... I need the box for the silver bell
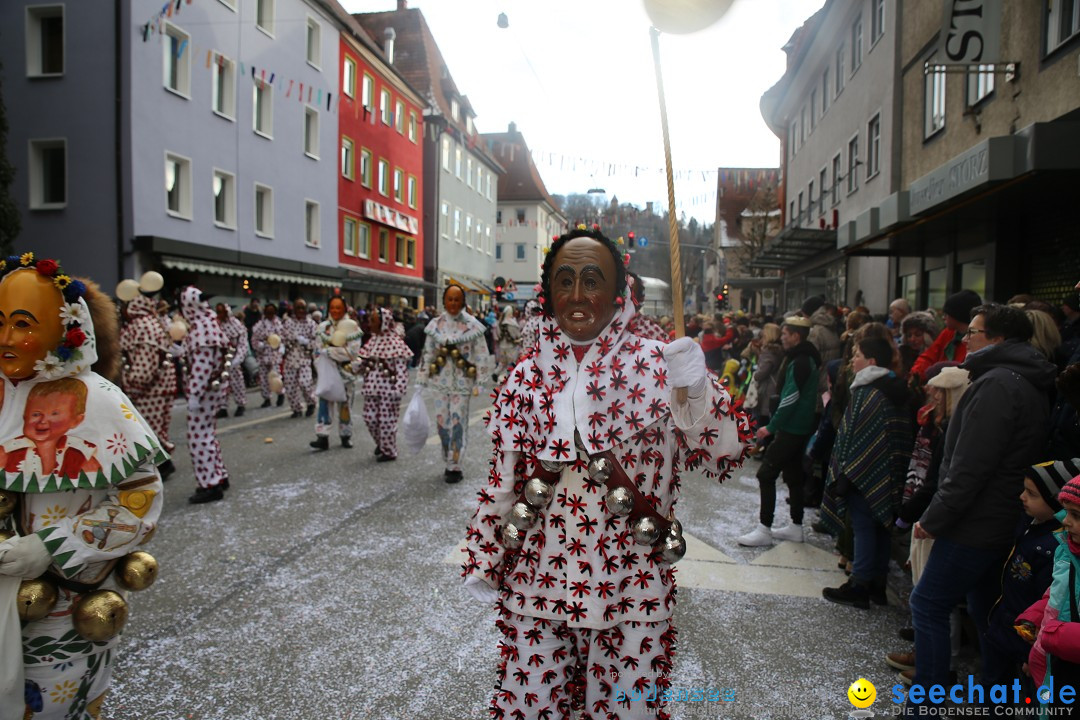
[660,533,687,563]
[210,380,220,390]
[510,502,537,530]
[523,478,555,508]
[225,352,234,362]
[603,487,634,516]
[220,371,230,381]
[501,523,525,550]
[123,364,131,373]
[588,457,612,482]
[224,360,232,369]
[539,460,564,473]
[631,516,661,545]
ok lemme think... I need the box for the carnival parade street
[101,382,932,720]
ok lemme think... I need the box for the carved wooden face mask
[0,269,66,380]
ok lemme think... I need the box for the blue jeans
[910,537,1007,689]
[847,489,891,586]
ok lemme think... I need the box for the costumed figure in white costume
[310,295,364,450]
[357,307,412,461]
[117,272,177,477]
[215,303,250,418]
[180,287,230,504]
[496,304,522,374]
[281,299,317,419]
[461,228,752,720]
[518,299,543,356]
[250,304,284,408]
[417,285,492,484]
[0,253,166,719]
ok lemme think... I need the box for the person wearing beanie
[980,460,1077,692]
[909,303,1058,692]
[910,290,982,381]
[801,295,826,318]
[1015,470,1080,706]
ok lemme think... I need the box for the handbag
[743,379,760,410]
[313,353,347,403]
[402,388,431,454]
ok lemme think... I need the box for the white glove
[464,575,498,604]
[0,534,52,579]
[169,344,183,358]
[187,396,200,414]
[327,346,351,363]
[278,345,286,356]
[663,337,707,393]
[298,337,309,346]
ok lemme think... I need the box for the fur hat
[1055,463,1080,508]
[926,365,971,418]
[1031,460,1080,512]
[783,315,813,329]
[942,290,982,323]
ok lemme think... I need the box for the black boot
[305,403,315,417]
[290,410,301,419]
[870,577,889,606]
[157,459,176,480]
[188,485,224,504]
[822,578,870,609]
[374,447,384,458]
[260,398,272,408]
[377,453,396,462]
[234,406,246,417]
[216,408,228,419]
[340,437,353,449]
[444,469,463,484]
[309,436,329,451]
[276,394,285,406]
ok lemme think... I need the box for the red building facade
[337,34,424,304]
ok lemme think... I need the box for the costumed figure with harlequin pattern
[0,253,167,719]
[280,299,317,419]
[417,284,492,484]
[250,304,285,408]
[310,295,364,450]
[357,307,413,461]
[180,287,231,504]
[215,302,250,418]
[461,228,751,720]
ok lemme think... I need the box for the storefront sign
[363,200,419,235]
[908,136,1015,215]
[938,0,1001,65]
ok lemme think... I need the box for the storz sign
[938,0,1002,64]
[908,137,1015,215]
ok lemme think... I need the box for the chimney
[397,0,407,9]
[508,121,517,133]
[384,27,396,64]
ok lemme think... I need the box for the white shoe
[736,524,773,547]
[772,523,804,543]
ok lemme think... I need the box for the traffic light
[714,287,724,310]
[627,231,635,247]
[723,283,730,296]
[494,276,505,301]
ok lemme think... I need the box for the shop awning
[748,228,837,270]
[162,256,339,288]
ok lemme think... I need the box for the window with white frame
[441,136,451,171]
[341,137,354,180]
[395,235,406,266]
[465,214,473,247]
[867,114,881,179]
[847,135,860,193]
[395,100,405,133]
[254,183,273,237]
[165,152,191,218]
[253,79,273,137]
[831,153,842,206]
[800,106,807,142]
[475,167,483,194]
[807,181,814,217]
[361,73,374,109]
[256,0,274,34]
[163,23,191,96]
[211,53,236,119]
[475,221,483,250]
[454,146,463,178]
[466,157,473,188]
[818,168,827,214]
[496,244,502,260]
[29,138,66,209]
[306,17,320,68]
[486,173,493,200]
[924,55,946,137]
[797,191,804,222]
[810,89,817,131]
[966,65,995,106]
[357,221,371,258]
[408,112,417,142]
[304,107,319,158]
[466,115,473,135]
[453,208,461,241]
[515,243,525,261]
[393,168,404,203]
[407,175,417,208]
[380,89,391,125]
[485,226,492,254]
[25,5,64,77]
[440,201,450,242]
[378,229,389,262]
[451,99,459,121]
[344,216,358,256]
[305,200,320,247]
[343,57,356,98]
[871,0,885,44]
[835,44,845,96]
[1046,0,1080,53]
[516,208,526,223]
[822,68,830,114]
[360,147,372,187]
[496,209,503,225]
[851,14,863,73]
[212,169,236,229]
[378,159,389,196]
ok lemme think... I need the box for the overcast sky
[340,0,826,223]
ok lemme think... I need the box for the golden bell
[72,590,129,642]
[17,579,58,623]
[428,363,438,375]
[115,551,158,591]
[455,358,465,369]
[435,355,445,366]
[467,366,477,378]
[0,489,16,521]
[450,348,461,359]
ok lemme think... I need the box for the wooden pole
[650,27,687,402]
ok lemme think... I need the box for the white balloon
[267,333,281,349]
[115,279,141,302]
[139,271,164,293]
[338,319,360,336]
[330,330,347,347]
[168,322,188,341]
[643,0,735,34]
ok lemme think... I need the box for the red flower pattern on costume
[65,327,87,348]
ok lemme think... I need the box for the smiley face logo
[847,678,876,709]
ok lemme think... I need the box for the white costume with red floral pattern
[119,294,177,451]
[357,308,412,458]
[463,297,751,719]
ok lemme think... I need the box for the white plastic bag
[402,388,431,454]
[314,353,347,403]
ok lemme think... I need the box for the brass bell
[435,355,445,367]
[450,347,460,359]
[509,502,537,530]
[631,516,661,545]
[603,487,634,516]
[588,457,612,482]
[523,478,554,508]
[466,366,477,378]
[17,579,58,623]
[539,460,563,473]
[428,363,438,375]
[115,551,159,591]
[0,489,16,520]
[72,590,129,642]
[660,533,687,563]
[455,358,465,369]
[501,523,525,550]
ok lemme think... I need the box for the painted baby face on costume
[24,392,84,444]
[0,269,66,380]
[550,237,617,343]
